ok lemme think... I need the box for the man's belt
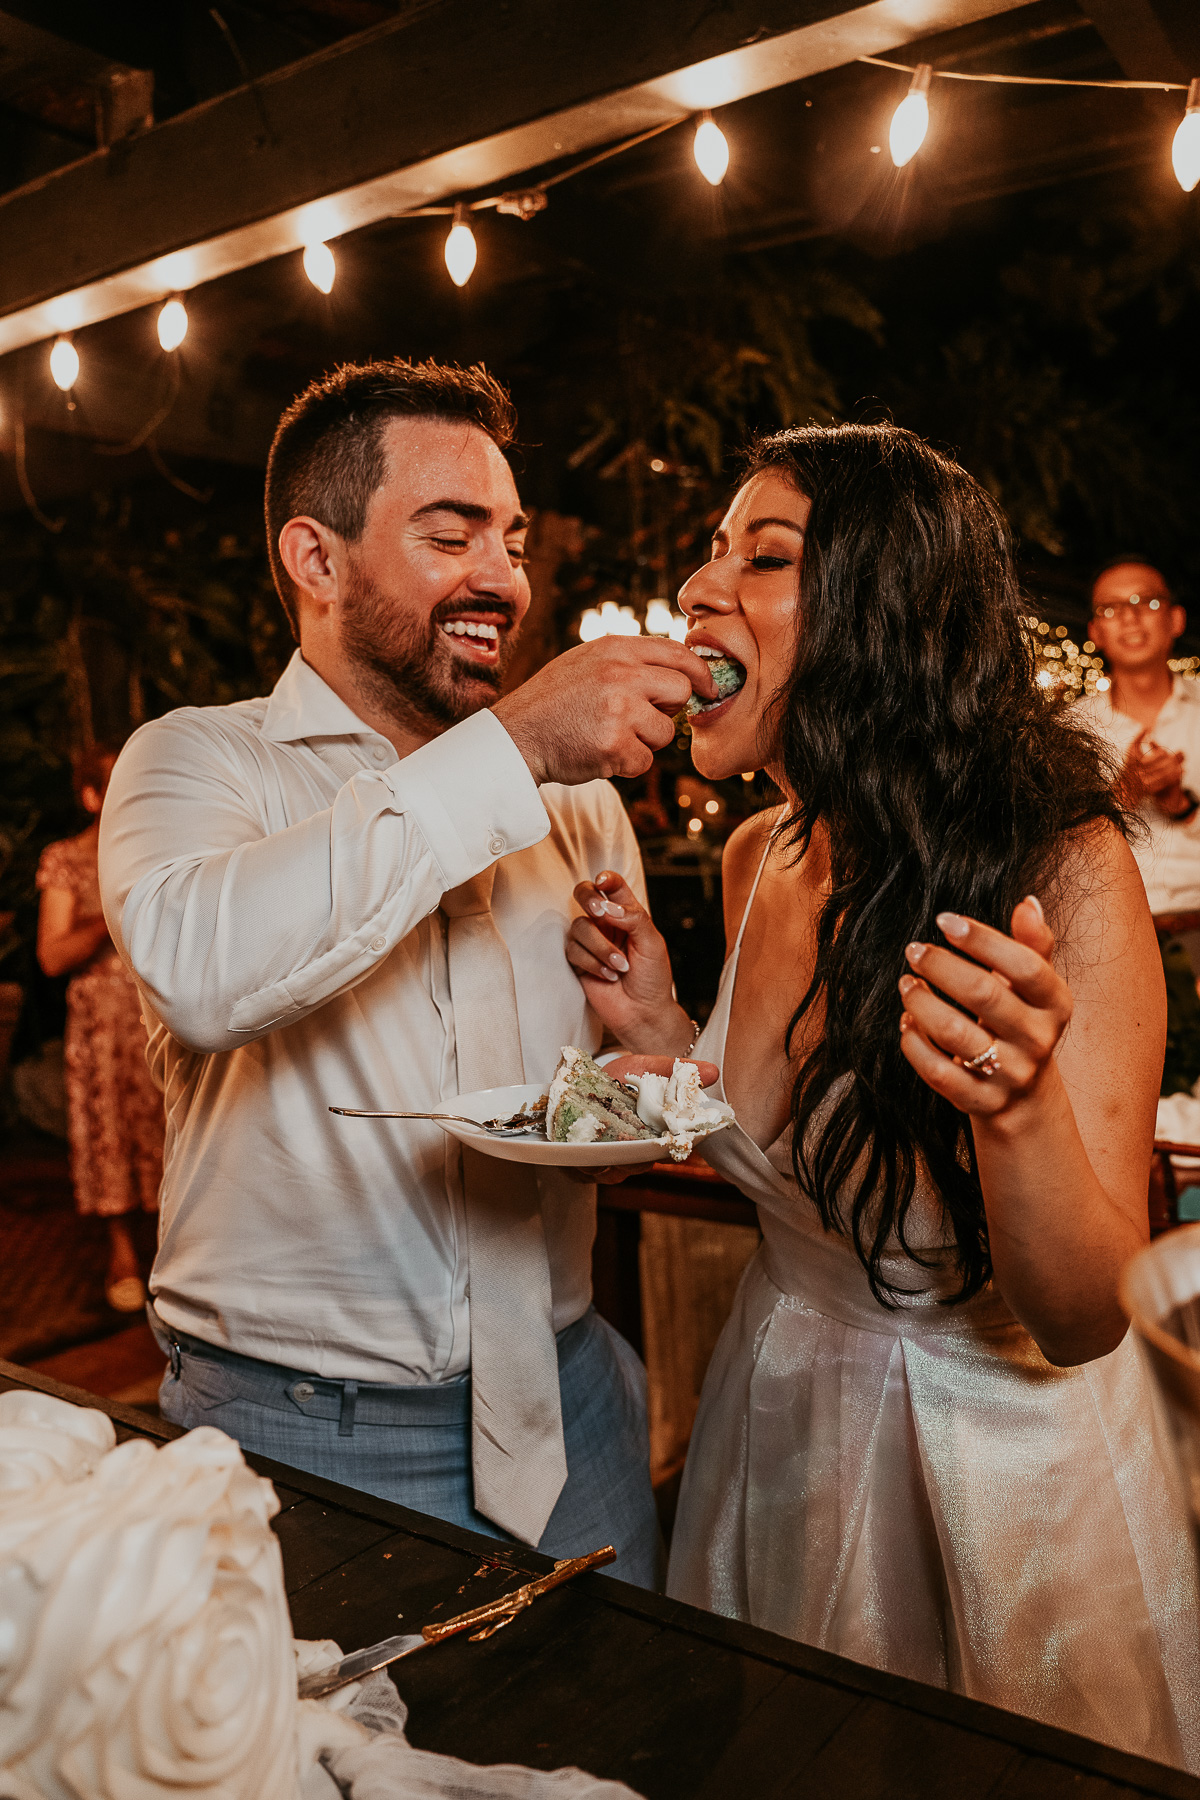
[1153,911,1200,939]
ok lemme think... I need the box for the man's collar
[262,651,373,743]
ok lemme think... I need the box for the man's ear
[278,516,343,612]
[1171,603,1187,642]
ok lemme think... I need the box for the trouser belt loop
[338,1379,359,1437]
[167,1335,182,1380]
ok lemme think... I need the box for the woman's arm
[898,823,1159,1366]
[37,885,111,978]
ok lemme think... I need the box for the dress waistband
[758,1211,1019,1342]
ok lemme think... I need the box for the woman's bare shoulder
[1049,818,1154,978]
[722,805,785,947]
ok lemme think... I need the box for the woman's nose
[679,559,735,617]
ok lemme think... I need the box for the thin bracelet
[682,1017,701,1058]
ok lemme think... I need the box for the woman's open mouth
[685,649,747,718]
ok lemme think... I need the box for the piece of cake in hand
[546,1047,659,1145]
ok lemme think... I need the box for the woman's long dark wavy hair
[750,423,1124,1304]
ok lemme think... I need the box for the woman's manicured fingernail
[906,942,926,965]
[602,968,620,982]
[609,951,630,972]
[602,901,627,919]
[587,898,607,917]
[900,1012,912,1033]
[936,912,969,940]
[1024,893,1044,922]
[898,974,917,995]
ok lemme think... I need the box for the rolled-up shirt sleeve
[99,707,549,1053]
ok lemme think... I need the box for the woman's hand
[897,895,1070,1123]
[566,870,694,1054]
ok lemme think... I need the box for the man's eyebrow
[410,499,529,531]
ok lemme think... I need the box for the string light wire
[859,54,1189,92]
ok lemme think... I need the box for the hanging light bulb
[693,114,730,186]
[303,241,336,293]
[1173,79,1200,193]
[889,64,932,168]
[49,335,79,391]
[156,296,189,351]
[444,205,477,288]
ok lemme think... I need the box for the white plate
[339,1082,730,1167]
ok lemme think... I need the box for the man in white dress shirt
[1080,558,1200,977]
[98,359,712,1585]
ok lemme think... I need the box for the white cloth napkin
[295,1641,642,1800]
[1157,1089,1200,1151]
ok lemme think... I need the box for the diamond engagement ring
[962,1041,1001,1077]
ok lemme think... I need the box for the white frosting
[634,1060,734,1158]
[566,1114,602,1144]
[545,1044,583,1140]
[0,1390,298,1800]
[0,1394,647,1800]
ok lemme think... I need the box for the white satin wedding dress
[667,849,1200,1771]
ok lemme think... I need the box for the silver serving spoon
[329,1104,545,1137]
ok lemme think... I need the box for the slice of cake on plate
[546,1047,657,1145]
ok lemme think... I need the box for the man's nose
[469,535,524,597]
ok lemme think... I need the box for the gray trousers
[151,1304,662,1589]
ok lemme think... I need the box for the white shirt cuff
[383,709,549,888]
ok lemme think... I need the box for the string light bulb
[303,241,336,293]
[889,64,932,168]
[444,205,477,288]
[578,601,643,640]
[156,296,188,351]
[49,335,79,391]
[693,114,730,186]
[1173,79,1200,192]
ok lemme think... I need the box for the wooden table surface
[4,1358,1198,1800]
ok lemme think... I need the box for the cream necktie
[441,868,568,1545]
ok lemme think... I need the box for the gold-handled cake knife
[296,1545,616,1701]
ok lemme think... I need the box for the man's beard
[339,561,518,735]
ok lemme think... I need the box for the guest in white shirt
[98,359,715,1585]
[1079,559,1200,977]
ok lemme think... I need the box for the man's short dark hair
[264,358,518,638]
[1089,555,1174,605]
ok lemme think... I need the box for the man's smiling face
[338,415,531,732]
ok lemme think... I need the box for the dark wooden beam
[1084,0,1198,82]
[0,0,1039,352]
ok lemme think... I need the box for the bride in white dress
[566,423,1200,1770]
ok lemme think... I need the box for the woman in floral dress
[36,746,163,1311]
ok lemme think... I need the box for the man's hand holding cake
[494,635,715,784]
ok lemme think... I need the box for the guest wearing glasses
[1081,559,1200,979]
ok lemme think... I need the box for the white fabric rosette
[0,1390,297,1800]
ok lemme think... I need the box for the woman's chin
[690,731,754,783]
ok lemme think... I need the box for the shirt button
[371,745,387,763]
[292,1381,315,1403]
[488,834,506,857]
[370,935,387,953]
